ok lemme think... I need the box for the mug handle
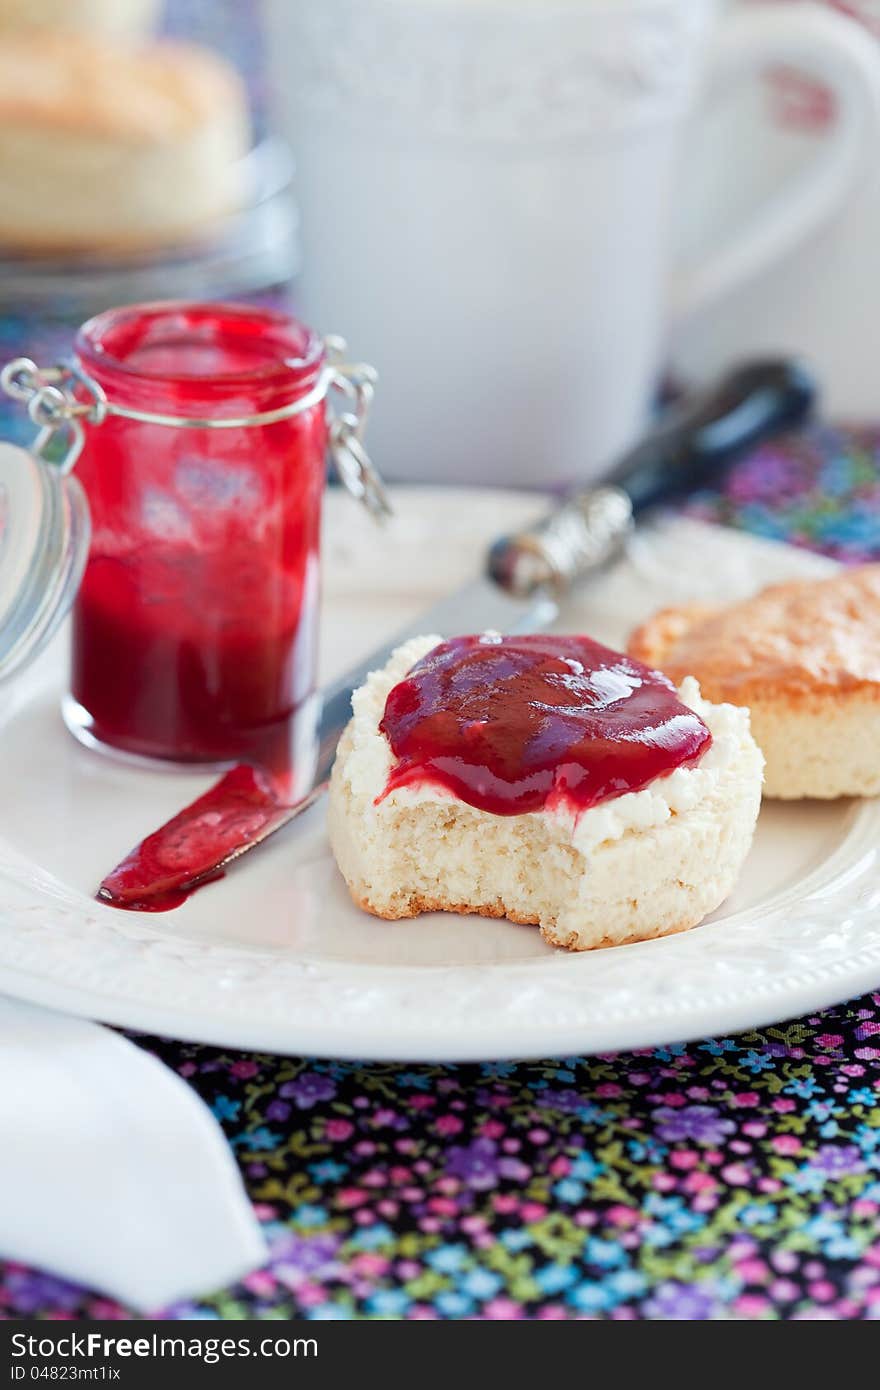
[670,2,880,321]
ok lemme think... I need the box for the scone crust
[347,881,698,952]
[628,566,880,800]
[628,566,880,706]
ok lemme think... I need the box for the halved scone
[629,566,880,800]
[328,634,764,951]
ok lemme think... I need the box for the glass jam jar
[0,300,386,792]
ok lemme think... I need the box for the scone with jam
[328,633,763,951]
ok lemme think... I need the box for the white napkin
[0,996,267,1311]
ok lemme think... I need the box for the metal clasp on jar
[324,337,391,520]
[0,357,105,474]
[1,337,392,519]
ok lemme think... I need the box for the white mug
[267,0,880,487]
[672,0,880,419]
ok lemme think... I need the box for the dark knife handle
[488,358,815,598]
[606,358,814,509]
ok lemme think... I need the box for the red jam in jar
[65,302,328,783]
[379,633,712,816]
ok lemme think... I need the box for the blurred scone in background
[0,4,249,253]
[0,0,161,39]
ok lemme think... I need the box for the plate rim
[2,503,879,1060]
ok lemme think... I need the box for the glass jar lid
[0,443,90,684]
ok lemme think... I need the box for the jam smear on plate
[379,633,712,817]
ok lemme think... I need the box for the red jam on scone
[378,633,712,816]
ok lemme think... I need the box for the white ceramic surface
[266,0,880,486]
[0,997,265,1311]
[1,490,878,1060]
[673,1,880,418]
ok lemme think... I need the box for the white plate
[1,488,879,1060]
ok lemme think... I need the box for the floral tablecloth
[1,425,879,1322]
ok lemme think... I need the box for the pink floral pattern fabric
[3,1002,880,1320]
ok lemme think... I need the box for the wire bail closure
[324,336,391,521]
[0,336,392,519]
